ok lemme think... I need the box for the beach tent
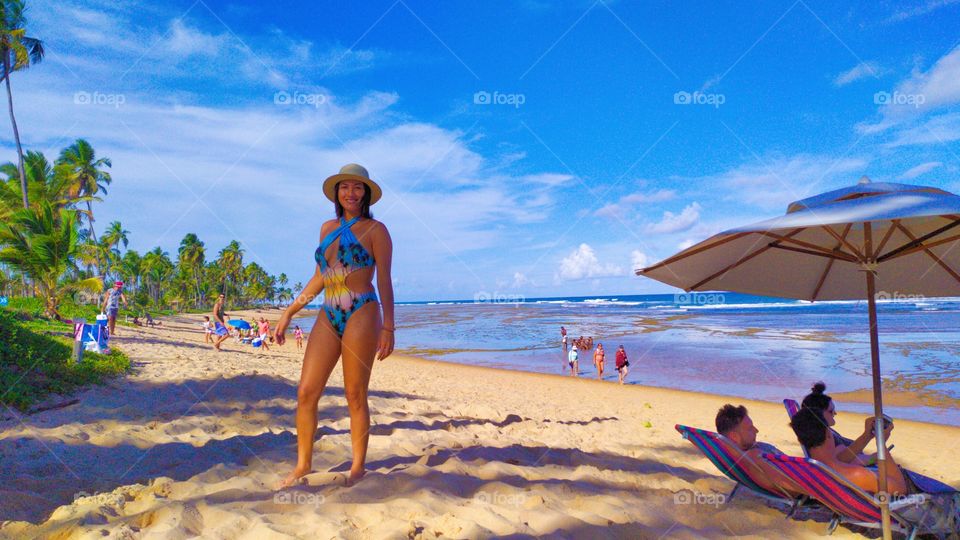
[637,177,960,540]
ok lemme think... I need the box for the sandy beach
[2,311,958,539]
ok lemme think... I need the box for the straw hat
[322,163,382,205]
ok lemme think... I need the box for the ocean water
[294,293,960,426]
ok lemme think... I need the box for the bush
[0,309,130,410]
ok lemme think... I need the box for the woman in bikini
[275,164,395,488]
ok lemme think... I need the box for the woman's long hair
[334,181,374,219]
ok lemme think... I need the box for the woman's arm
[283,265,324,321]
[372,221,394,359]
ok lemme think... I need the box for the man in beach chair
[715,404,802,497]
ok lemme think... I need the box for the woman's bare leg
[278,316,341,488]
[339,301,380,485]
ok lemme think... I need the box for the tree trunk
[3,53,28,209]
[86,201,104,277]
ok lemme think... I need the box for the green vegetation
[0,4,287,410]
[0,308,129,410]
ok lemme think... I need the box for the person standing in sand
[568,346,579,377]
[593,343,605,380]
[257,317,272,351]
[101,281,128,336]
[275,164,395,489]
[294,325,304,351]
[615,345,629,384]
[211,293,230,352]
[202,316,214,343]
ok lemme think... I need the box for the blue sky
[5,0,960,301]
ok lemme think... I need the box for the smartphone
[882,414,893,429]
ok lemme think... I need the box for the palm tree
[142,247,172,306]
[57,139,111,276]
[118,249,142,298]
[216,240,244,298]
[177,232,205,308]
[0,150,90,219]
[0,0,43,209]
[102,221,129,252]
[0,201,100,318]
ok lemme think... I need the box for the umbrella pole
[865,267,893,540]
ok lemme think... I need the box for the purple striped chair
[761,453,948,539]
[675,424,810,517]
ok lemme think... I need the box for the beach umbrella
[637,177,960,540]
[228,319,251,330]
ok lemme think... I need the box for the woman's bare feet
[277,466,312,489]
[346,468,366,487]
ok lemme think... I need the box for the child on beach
[294,325,304,350]
[202,316,213,343]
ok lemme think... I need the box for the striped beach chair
[675,424,809,516]
[761,453,950,539]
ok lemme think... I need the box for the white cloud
[885,112,960,147]
[898,161,943,179]
[677,238,696,250]
[630,249,648,271]
[883,0,960,24]
[834,62,883,86]
[646,202,701,234]
[865,46,960,130]
[556,244,625,281]
[512,272,531,288]
[165,19,227,58]
[595,188,675,217]
[714,155,869,210]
